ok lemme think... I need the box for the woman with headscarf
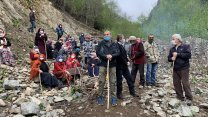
[30,54,45,80]
[39,55,63,89]
[0,28,15,66]
[35,28,48,55]
[30,46,40,67]
[46,40,54,59]
[66,53,81,69]
[53,55,72,85]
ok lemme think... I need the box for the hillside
[142,0,208,40]
[0,0,100,59]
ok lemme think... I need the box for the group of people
[96,31,161,106]
[29,20,100,90]
[96,31,193,107]
[0,7,193,108]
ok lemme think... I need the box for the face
[104,32,112,38]
[172,37,180,45]
[148,36,154,41]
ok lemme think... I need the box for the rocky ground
[0,37,208,117]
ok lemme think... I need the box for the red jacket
[130,41,145,64]
[66,58,81,69]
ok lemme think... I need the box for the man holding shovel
[96,31,120,106]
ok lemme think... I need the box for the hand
[127,62,130,66]
[92,64,95,67]
[106,54,112,60]
[173,52,177,57]
[39,70,43,73]
[172,57,176,61]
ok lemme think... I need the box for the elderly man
[144,34,160,87]
[168,34,192,106]
[96,31,120,106]
[129,36,145,88]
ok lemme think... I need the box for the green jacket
[144,41,160,63]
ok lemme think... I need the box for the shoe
[130,93,140,98]
[186,99,192,106]
[97,96,104,105]
[139,85,144,89]
[146,83,151,86]
[111,97,117,106]
[151,83,159,87]
[117,93,124,100]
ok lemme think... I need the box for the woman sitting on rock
[53,55,72,85]
[30,53,44,80]
[39,55,63,89]
[0,28,15,66]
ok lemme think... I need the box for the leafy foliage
[50,0,142,38]
[142,0,208,40]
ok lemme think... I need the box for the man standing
[82,34,94,67]
[116,34,138,99]
[129,36,145,87]
[168,34,192,105]
[96,31,120,106]
[28,8,36,33]
[144,34,160,86]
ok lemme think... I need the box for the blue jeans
[146,63,158,85]
[28,21,36,32]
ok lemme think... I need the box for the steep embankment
[0,0,100,59]
[142,0,208,40]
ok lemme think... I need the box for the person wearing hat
[129,36,145,88]
[168,34,193,106]
[144,34,160,87]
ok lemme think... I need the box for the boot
[111,97,117,106]
[97,96,104,105]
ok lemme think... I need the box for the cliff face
[0,0,100,58]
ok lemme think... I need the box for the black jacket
[168,44,191,70]
[29,12,35,22]
[96,40,120,68]
[46,44,54,59]
[116,42,129,69]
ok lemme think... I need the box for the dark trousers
[88,65,99,77]
[116,67,135,95]
[28,21,36,33]
[57,34,63,40]
[131,63,145,86]
[173,68,193,100]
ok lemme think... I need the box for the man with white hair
[168,34,193,106]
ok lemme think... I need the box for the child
[87,52,99,77]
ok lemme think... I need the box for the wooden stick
[39,72,43,95]
[106,60,110,111]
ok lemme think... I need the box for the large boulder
[3,79,20,90]
[21,102,40,116]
